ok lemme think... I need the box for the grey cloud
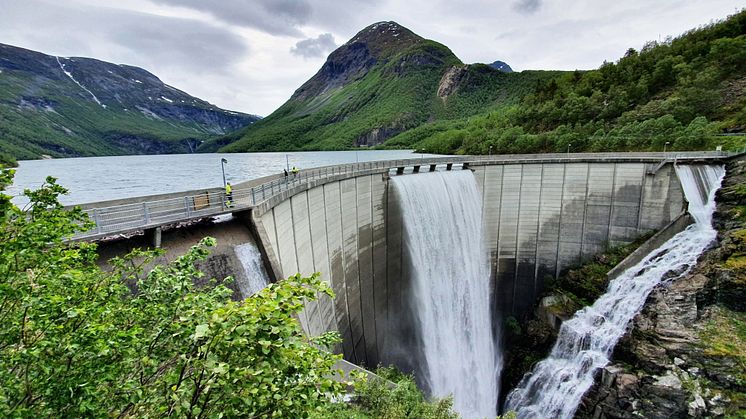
[513,0,543,13]
[151,0,385,37]
[290,33,337,58]
[0,1,247,75]
[150,0,312,36]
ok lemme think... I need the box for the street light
[220,158,228,188]
[489,145,493,157]
[285,154,290,172]
[664,141,670,154]
[567,143,572,154]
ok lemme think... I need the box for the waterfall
[234,242,270,297]
[392,170,500,418]
[504,164,725,419]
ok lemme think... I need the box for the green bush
[0,170,345,417]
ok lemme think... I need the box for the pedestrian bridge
[83,151,735,369]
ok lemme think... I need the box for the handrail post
[251,187,256,205]
[93,208,102,234]
[184,196,190,218]
[143,202,151,224]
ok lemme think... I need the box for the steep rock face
[577,158,746,418]
[437,65,469,99]
[0,43,259,159]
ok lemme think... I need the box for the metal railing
[72,151,736,240]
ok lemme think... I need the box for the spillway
[391,170,500,418]
[504,164,725,419]
[234,242,270,296]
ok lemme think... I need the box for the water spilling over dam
[391,171,499,418]
[504,164,725,418]
[234,242,270,296]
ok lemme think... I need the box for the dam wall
[250,160,684,368]
[471,162,684,317]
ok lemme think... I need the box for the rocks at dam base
[576,159,746,419]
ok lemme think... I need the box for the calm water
[10,150,435,206]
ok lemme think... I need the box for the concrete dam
[87,152,730,413]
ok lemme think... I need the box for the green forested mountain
[0,43,259,159]
[203,22,561,153]
[383,10,746,154]
[215,12,746,155]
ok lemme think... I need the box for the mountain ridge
[0,43,260,159]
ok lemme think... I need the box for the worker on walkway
[225,182,233,207]
[291,166,299,178]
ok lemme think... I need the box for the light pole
[285,154,290,172]
[220,158,228,188]
[567,143,572,154]
[489,145,493,157]
[664,141,670,154]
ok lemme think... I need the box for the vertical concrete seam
[354,176,368,366]
[338,180,357,363]
[494,165,504,295]
[636,164,647,232]
[580,163,591,261]
[512,164,525,314]
[554,163,567,279]
[322,184,342,351]
[271,209,282,276]
[305,189,320,335]
[368,175,379,363]
[606,163,619,250]
[382,175,389,355]
[533,163,545,289]
[289,195,310,333]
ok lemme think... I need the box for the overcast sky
[0,0,742,116]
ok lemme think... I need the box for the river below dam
[9,150,436,206]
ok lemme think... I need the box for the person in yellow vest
[291,166,299,178]
[225,182,233,207]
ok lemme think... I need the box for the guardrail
[71,151,736,240]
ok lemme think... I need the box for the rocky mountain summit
[208,21,548,152]
[487,60,513,72]
[0,43,259,159]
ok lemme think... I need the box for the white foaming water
[392,170,500,418]
[504,164,725,419]
[234,242,270,297]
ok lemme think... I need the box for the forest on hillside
[384,10,746,155]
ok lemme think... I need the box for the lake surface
[9,150,436,206]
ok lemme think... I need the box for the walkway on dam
[70,151,733,241]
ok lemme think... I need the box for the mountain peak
[487,60,513,73]
[344,21,421,57]
[292,21,457,101]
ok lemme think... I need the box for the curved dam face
[250,161,684,368]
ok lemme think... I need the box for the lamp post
[567,143,572,155]
[489,145,493,157]
[220,158,228,188]
[664,141,670,154]
[285,154,290,172]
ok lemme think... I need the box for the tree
[0,171,345,417]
